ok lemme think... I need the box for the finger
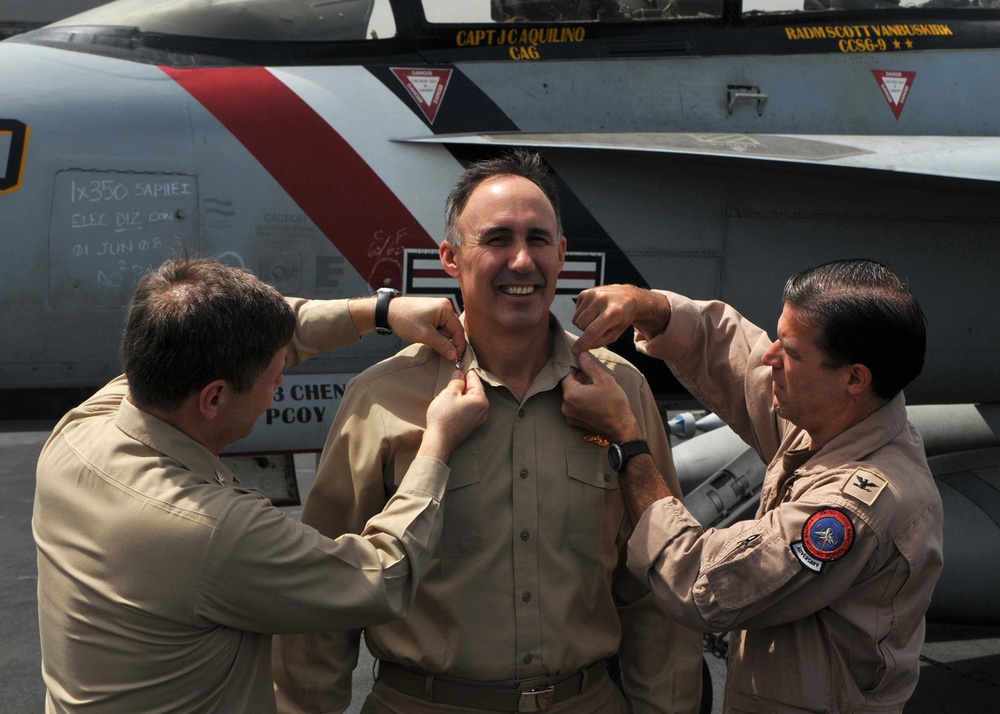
[429,332,458,362]
[463,368,485,396]
[571,289,597,327]
[572,305,601,334]
[573,321,615,354]
[574,351,607,382]
[437,307,466,358]
[560,372,581,399]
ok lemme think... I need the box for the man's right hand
[419,370,488,461]
[572,285,671,354]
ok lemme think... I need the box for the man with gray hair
[273,151,703,713]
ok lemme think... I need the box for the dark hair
[782,259,926,400]
[444,149,562,245]
[121,258,296,410]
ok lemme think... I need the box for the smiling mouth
[500,285,536,295]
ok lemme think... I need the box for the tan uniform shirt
[273,316,703,714]
[628,292,944,713]
[33,299,453,714]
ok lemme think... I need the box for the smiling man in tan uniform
[33,258,488,713]
[562,259,944,713]
[273,150,703,713]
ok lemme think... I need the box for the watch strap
[375,288,400,335]
[613,439,651,472]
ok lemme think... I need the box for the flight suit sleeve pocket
[566,448,621,555]
[701,529,798,613]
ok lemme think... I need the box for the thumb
[574,351,607,383]
[431,335,458,363]
[462,368,485,396]
[447,368,465,387]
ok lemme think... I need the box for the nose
[509,241,535,273]
[761,340,782,368]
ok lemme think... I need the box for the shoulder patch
[842,467,887,506]
[791,508,855,573]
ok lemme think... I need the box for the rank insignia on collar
[842,467,887,506]
[791,508,855,573]
[214,471,225,486]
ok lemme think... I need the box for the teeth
[502,286,534,295]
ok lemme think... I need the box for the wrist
[633,289,671,340]
[417,427,451,463]
[608,439,651,473]
[607,418,643,445]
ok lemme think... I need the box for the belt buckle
[518,685,555,712]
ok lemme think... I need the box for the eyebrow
[478,224,556,241]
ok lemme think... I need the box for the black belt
[376,659,606,712]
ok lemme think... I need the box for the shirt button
[518,408,525,418]
[604,472,611,482]
[519,468,528,479]
[523,654,533,664]
[522,591,532,602]
[520,530,530,541]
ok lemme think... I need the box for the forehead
[777,304,822,347]
[460,175,557,225]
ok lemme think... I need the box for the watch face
[609,444,624,472]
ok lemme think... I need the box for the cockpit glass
[49,0,397,41]
[422,0,724,22]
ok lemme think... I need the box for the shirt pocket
[565,448,621,555]
[396,449,481,559]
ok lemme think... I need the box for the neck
[807,395,887,451]
[467,318,554,400]
[136,395,224,456]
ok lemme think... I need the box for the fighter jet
[2,0,998,622]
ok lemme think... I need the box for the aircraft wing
[399,132,1000,184]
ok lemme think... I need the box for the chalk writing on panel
[49,170,199,309]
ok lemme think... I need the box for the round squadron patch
[802,508,854,562]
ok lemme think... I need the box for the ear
[197,379,228,421]
[558,235,567,265]
[440,240,461,280]
[845,363,873,397]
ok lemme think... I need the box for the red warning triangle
[391,68,453,124]
[872,70,916,120]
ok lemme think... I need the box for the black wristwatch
[608,440,651,473]
[374,288,400,335]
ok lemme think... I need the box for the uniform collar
[438,313,579,401]
[793,392,910,475]
[115,397,238,487]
